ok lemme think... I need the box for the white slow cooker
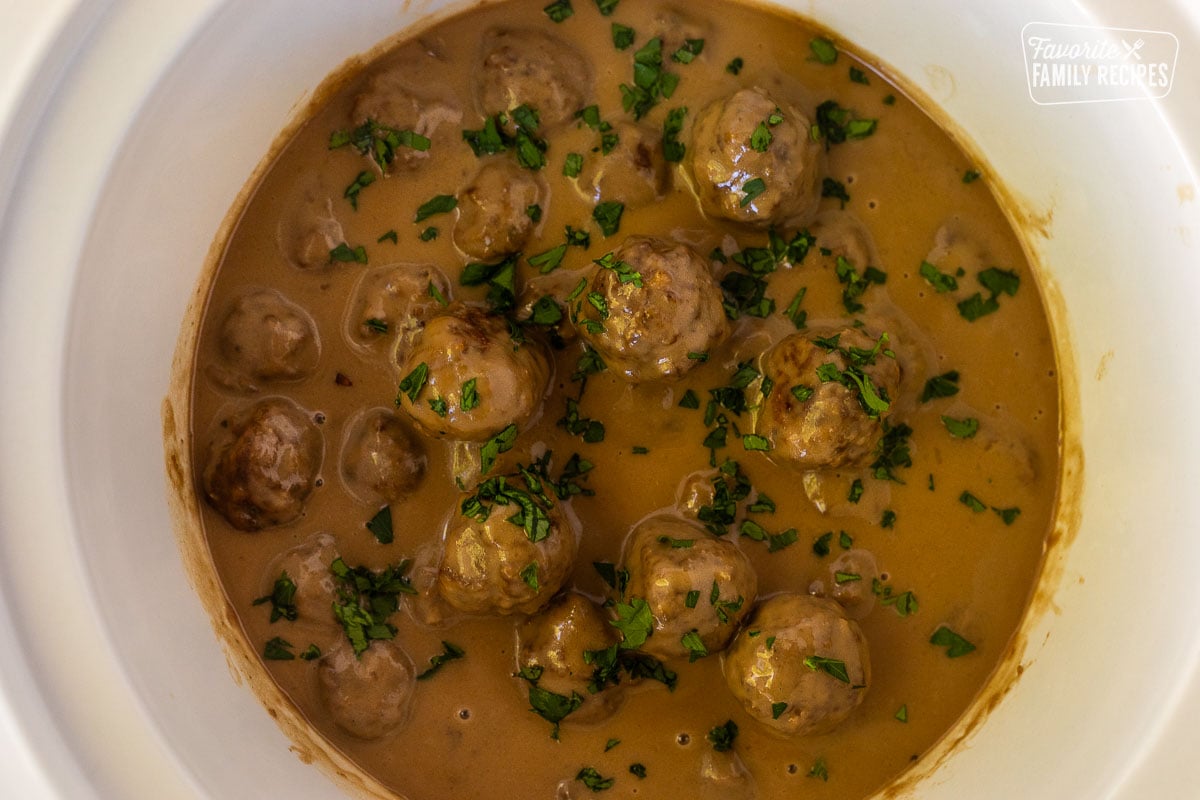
[1,1,1197,798]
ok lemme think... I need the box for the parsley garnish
[592,201,625,236]
[252,572,298,622]
[460,253,519,313]
[330,557,416,656]
[479,423,519,475]
[518,665,583,738]
[329,119,430,172]
[920,370,961,402]
[396,362,429,404]
[963,168,982,183]
[544,0,573,22]
[834,255,886,313]
[958,267,1020,321]
[621,37,678,119]
[919,260,959,292]
[329,242,367,264]
[462,107,548,170]
[740,177,767,207]
[263,636,296,661]
[343,170,375,210]
[671,39,705,64]
[725,57,744,75]
[461,378,480,411]
[812,100,877,146]
[610,597,653,648]
[366,505,394,544]
[810,37,838,64]
[576,767,615,791]
[822,177,850,208]
[662,106,688,162]
[941,415,979,438]
[414,193,457,222]
[930,626,976,657]
[559,398,605,442]
[707,720,739,752]
[959,491,987,512]
[803,655,851,683]
[416,641,465,680]
[611,23,635,50]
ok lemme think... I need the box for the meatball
[210,288,320,390]
[754,327,901,470]
[574,236,729,382]
[723,593,870,736]
[453,159,545,261]
[318,637,416,740]
[517,591,623,723]
[261,532,339,626]
[346,263,451,352]
[437,485,576,615]
[689,87,823,227]
[473,28,592,130]
[396,304,550,442]
[352,60,462,172]
[619,516,757,661]
[203,398,323,531]
[340,408,426,504]
[277,191,345,271]
[576,122,670,207]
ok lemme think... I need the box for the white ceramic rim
[1,1,1198,798]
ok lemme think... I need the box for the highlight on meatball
[722,593,870,736]
[576,122,670,207]
[618,515,757,661]
[754,327,901,470]
[318,637,416,740]
[395,304,550,442]
[339,408,426,505]
[453,159,546,261]
[436,479,577,616]
[203,397,323,531]
[473,28,592,130]
[516,591,624,723]
[689,87,823,227]
[573,236,730,383]
[260,532,340,627]
[210,288,320,390]
[345,263,451,352]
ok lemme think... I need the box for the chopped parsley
[366,505,394,544]
[621,37,678,120]
[460,378,480,411]
[263,636,296,661]
[377,229,398,244]
[740,177,767,207]
[849,65,870,84]
[958,267,1021,321]
[518,665,584,738]
[895,704,909,722]
[994,506,1022,525]
[672,38,705,64]
[834,255,887,313]
[726,57,744,75]
[479,423,520,475]
[804,655,851,683]
[563,152,584,177]
[919,260,959,292]
[612,23,635,50]
[543,0,573,23]
[920,370,961,402]
[343,170,375,210]
[396,362,429,404]
[592,201,625,236]
[462,107,548,170]
[416,641,465,680]
[810,37,838,64]
[610,597,653,649]
[963,168,982,183]
[812,99,877,146]
[871,421,913,482]
[809,758,830,781]
[329,119,430,172]
[576,767,615,792]
[252,572,298,623]
[330,557,416,656]
[559,397,606,443]
[707,720,739,752]
[595,0,619,15]
[629,763,646,779]
[414,193,457,223]
[881,509,897,528]
[941,415,979,438]
[739,520,797,552]
[681,630,708,662]
[460,253,519,312]
[662,106,688,162]
[419,226,439,241]
[822,177,851,208]
[771,702,788,720]
[520,561,540,591]
[329,242,368,264]
[930,626,977,658]
[678,388,700,409]
[959,491,987,512]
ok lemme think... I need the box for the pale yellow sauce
[179,1,1061,798]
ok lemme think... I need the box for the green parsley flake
[396,362,429,404]
[366,505,394,544]
[593,201,625,236]
[810,37,838,64]
[726,57,744,75]
[612,23,635,50]
[564,152,584,177]
[329,242,367,264]
[416,641,465,680]
[544,0,573,23]
[941,415,979,438]
[740,177,767,207]
[343,170,375,210]
[263,636,296,661]
[930,625,977,658]
[414,193,457,222]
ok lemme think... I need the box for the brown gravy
[172,1,1061,798]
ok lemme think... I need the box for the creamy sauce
[177,1,1061,798]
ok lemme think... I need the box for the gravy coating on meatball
[575,122,670,208]
[340,408,426,505]
[395,304,550,442]
[619,516,757,661]
[517,591,624,723]
[473,28,592,131]
[345,263,451,353]
[574,236,730,383]
[318,637,416,740]
[723,593,870,736]
[453,159,546,261]
[210,288,320,391]
[203,397,323,531]
[276,180,345,271]
[755,327,901,470]
[689,87,823,227]
[437,480,577,616]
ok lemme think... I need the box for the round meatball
[576,122,670,207]
[453,159,545,261]
[340,408,426,504]
[473,28,592,130]
[318,637,416,740]
[437,487,576,615]
[203,398,323,531]
[261,532,339,626]
[574,236,729,382]
[345,263,451,351]
[396,304,550,442]
[689,87,823,227]
[723,593,870,736]
[277,192,345,271]
[619,516,757,661]
[352,60,462,172]
[517,591,623,723]
[754,327,901,470]
[211,288,319,389]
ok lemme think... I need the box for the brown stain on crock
[162,3,1083,799]
[1095,350,1114,382]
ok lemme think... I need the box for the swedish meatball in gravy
[168,1,1063,799]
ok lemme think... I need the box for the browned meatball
[453,159,545,261]
[203,398,323,531]
[619,516,757,661]
[345,263,451,352]
[318,637,415,740]
[277,187,345,271]
[755,327,901,470]
[574,236,729,382]
[576,122,670,207]
[473,29,592,130]
[339,408,426,505]
[723,593,870,736]
[689,87,823,227]
[437,484,576,616]
[260,532,339,627]
[396,304,550,442]
[517,591,623,723]
[211,288,319,390]
[351,60,462,172]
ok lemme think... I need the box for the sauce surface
[180,1,1061,798]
